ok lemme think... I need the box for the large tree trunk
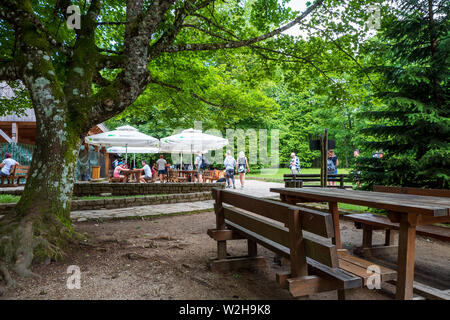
[0,109,83,289]
[0,36,87,288]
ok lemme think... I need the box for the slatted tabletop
[270,187,450,217]
[271,186,450,300]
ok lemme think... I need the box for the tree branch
[249,45,335,83]
[297,21,374,85]
[0,3,72,56]
[149,78,231,109]
[161,0,324,53]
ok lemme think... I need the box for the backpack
[200,155,209,169]
[327,158,336,173]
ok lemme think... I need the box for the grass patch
[247,167,351,181]
[338,203,371,213]
[0,194,20,203]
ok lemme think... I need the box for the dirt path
[0,211,394,300]
[2,200,449,300]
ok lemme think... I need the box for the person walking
[289,153,300,174]
[194,152,204,183]
[327,149,339,186]
[224,150,236,189]
[236,151,250,189]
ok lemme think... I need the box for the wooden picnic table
[270,187,450,300]
[178,170,197,182]
[123,169,142,182]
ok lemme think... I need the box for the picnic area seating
[0,164,29,186]
[203,170,220,183]
[344,186,450,257]
[168,169,187,182]
[284,174,352,189]
[207,188,396,299]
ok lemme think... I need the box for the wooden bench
[167,169,187,183]
[203,170,221,183]
[284,174,352,189]
[0,165,29,186]
[208,188,396,299]
[344,186,450,256]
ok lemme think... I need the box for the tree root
[0,215,75,290]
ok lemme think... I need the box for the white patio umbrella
[106,146,159,169]
[106,146,160,154]
[85,125,159,163]
[159,128,228,166]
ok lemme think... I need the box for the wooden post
[288,209,308,277]
[11,122,18,143]
[214,189,227,260]
[323,129,328,187]
[396,213,416,300]
[329,202,342,249]
[320,129,328,188]
[362,226,373,248]
[339,175,344,189]
[385,229,395,246]
[248,239,257,257]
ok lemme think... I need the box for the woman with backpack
[236,151,250,189]
[224,150,236,189]
[327,149,339,186]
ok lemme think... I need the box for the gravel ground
[2,210,445,300]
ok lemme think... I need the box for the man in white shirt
[138,160,152,183]
[0,153,19,177]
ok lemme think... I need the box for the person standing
[156,155,167,182]
[327,149,339,186]
[224,150,236,189]
[0,153,19,178]
[194,152,203,183]
[289,153,300,174]
[353,149,361,186]
[236,151,250,189]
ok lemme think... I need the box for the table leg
[329,202,341,249]
[396,213,416,300]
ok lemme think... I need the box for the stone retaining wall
[0,182,225,196]
[0,191,214,215]
[73,182,224,196]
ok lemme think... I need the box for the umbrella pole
[88,143,91,181]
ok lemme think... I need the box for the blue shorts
[0,171,8,177]
[158,170,166,175]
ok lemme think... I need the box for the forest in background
[105,1,448,188]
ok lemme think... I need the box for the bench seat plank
[337,250,397,284]
[224,220,361,289]
[345,213,450,242]
[224,208,338,268]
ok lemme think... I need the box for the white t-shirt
[142,164,152,178]
[1,158,17,175]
